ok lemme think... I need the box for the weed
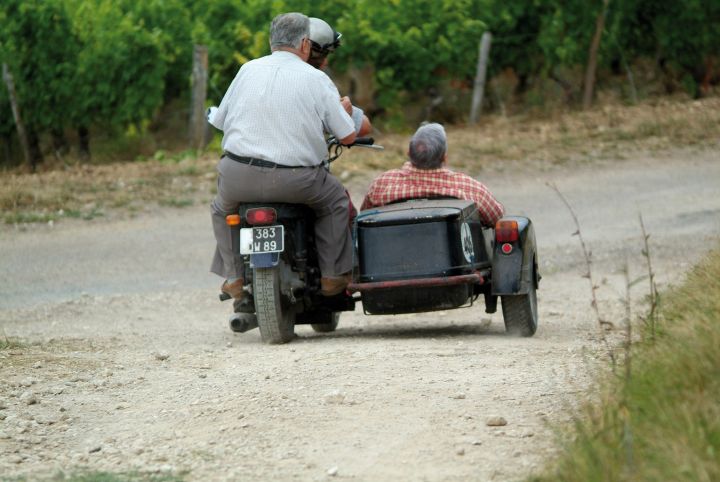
[0,330,24,350]
[638,214,659,340]
[159,198,193,208]
[533,246,720,481]
[547,182,616,369]
[178,165,199,176]
[4,212,57,225]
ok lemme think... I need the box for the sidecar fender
[491,216,539,295]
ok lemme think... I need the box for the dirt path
[1,150,718,481]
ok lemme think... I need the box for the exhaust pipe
[229,313,258,333]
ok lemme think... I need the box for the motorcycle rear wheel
[254,266,295,344]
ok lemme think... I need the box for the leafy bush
[1,0,718,165]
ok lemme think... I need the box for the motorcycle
[220,138,380,343]
[221,138,539,344]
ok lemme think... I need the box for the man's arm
[317,74,356,145]
[339,130,357,145]
[350,105,372,136]
[473,183,504,226]
[209,71,243,130]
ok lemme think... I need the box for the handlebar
[352,137,375,146]
[326,136,384,163]
[327,136,378,147]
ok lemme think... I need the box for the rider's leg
[213,160,352,294]
[210,157,246,298]
[300,169,353,293]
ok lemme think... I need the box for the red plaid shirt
[361,162,504,226]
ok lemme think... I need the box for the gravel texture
[0,149,718,481]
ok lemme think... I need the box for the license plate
[239,226,284,254]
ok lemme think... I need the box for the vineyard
[1,0,718,167]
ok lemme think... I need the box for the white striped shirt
[211,51,355,167]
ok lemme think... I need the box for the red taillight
[496,220,518,242]
[246,208,277,225]
[501,243,513,254]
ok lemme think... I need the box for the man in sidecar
[361,123,504,226]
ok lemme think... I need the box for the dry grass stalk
[547,182,616,370]
[638,213,659,340]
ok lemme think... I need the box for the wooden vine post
[2,63,33,169]
[470,32,492,125]
[189,45,209,151]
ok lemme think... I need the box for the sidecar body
[349,199,539,336]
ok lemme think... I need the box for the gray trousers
[210,156,353,279]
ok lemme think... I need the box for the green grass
[0,334,25,350]
[158,198,193,208]
[532,247,720,481]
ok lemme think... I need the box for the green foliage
[1,0,718,164]
[0,84,13,140]
[183,0,275,99]
[68,0,166,130]
[117,0,194,100]
[0,5,14,139]
[1,0,80,135]
[331,0,486,108]
[481,0,546,84]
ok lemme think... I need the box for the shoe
[221,279,244,300]
[320,274,351,296]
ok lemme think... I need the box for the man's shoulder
[242,54,271,68]
[445,168,479,182]
[373,168,407,182]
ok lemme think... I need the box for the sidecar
[348,199,539,336]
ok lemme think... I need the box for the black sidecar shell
[354,199,493,315]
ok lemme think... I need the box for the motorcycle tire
[254,266,295,344]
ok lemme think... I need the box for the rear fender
[491,216,538,295]
[250,252,280,268]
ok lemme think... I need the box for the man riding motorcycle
[208,13,357,302]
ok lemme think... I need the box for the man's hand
[340,96,352,115]
[339,131,357,146]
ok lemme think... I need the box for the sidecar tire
[254,266,295,344]
[501,285,538,337]
[310,312,340,333]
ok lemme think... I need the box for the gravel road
[1,149,718,481]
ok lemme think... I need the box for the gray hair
[408,123,447,169]
[270,13,310,50]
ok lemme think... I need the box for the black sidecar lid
[357,199,477,227]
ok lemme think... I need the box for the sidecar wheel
[501,285,538,337]
[310,312,340,333]
[254,266,295,344]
